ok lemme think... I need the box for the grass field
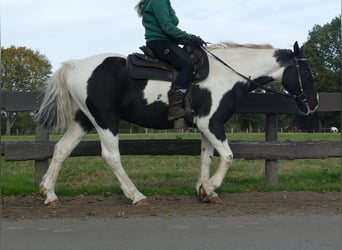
[1,132,340,142]
[0,133,340,196]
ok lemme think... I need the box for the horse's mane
[206,41,295,66]
[207,41,274,51]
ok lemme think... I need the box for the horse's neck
[211,47,283,80]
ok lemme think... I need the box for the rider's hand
[189,35,207,47]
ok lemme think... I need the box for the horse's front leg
[199,138,233,204]
[197,122,233,204]
[196,134,218,198]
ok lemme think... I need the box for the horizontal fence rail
[3,140,341,161]
[1,91,341,113]
[1,90,341,185]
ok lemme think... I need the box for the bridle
[293,58,309,103]
[202,46,311,102]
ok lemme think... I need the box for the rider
[135,0,206,121]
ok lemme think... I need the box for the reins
[202,45,286,95]
[202,46,252,83]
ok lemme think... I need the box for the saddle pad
[127,54,176,82]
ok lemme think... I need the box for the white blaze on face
[143,80,171,105]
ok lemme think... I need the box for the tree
[304,16,341,92]
[303,16,341,130]
[1,46,52,135]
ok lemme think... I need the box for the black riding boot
[167,89,186,121]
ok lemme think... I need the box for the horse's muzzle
[296,93,319,116]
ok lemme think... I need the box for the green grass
[1,131,340,142]
[0,133,340,196]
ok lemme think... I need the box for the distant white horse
[36,42,318,207]
[330,127,338,133]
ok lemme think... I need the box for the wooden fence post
[34,125,49,186]
[265,113,278,185]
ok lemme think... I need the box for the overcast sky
[1,0,340,70]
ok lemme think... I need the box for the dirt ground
[1,192,340,220]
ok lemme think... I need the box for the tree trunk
[248,121,253,133]
[5,112,16,136]
[6,117,11,135]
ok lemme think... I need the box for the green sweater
[140,0,191,43]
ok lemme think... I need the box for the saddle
[127,45,209,84]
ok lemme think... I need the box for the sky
[1,0,340,71]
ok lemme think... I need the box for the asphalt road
[1,215,341,250]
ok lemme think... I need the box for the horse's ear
[293,41,300,55]
[293,41,304,58]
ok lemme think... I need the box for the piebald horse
[36,42,318,206]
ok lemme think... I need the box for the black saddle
[127,45,209,84]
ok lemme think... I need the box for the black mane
[273,49,294,67]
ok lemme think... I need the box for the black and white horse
[36,42,318,206]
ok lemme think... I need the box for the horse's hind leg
[96,129,147,205]
[40,121,88,206]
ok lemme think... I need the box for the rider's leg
[147,40,194,120]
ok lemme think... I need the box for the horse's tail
[35,62,75,132]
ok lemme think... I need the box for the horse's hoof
[45,200,61,208]
[198,185,208,201]
[208,196,224,205]
[134,199,149,206]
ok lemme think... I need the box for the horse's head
[274,41,319,115]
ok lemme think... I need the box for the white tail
[36,62,75,131]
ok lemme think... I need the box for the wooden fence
[1,91,341,185]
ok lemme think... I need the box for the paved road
[1,215,341,250]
